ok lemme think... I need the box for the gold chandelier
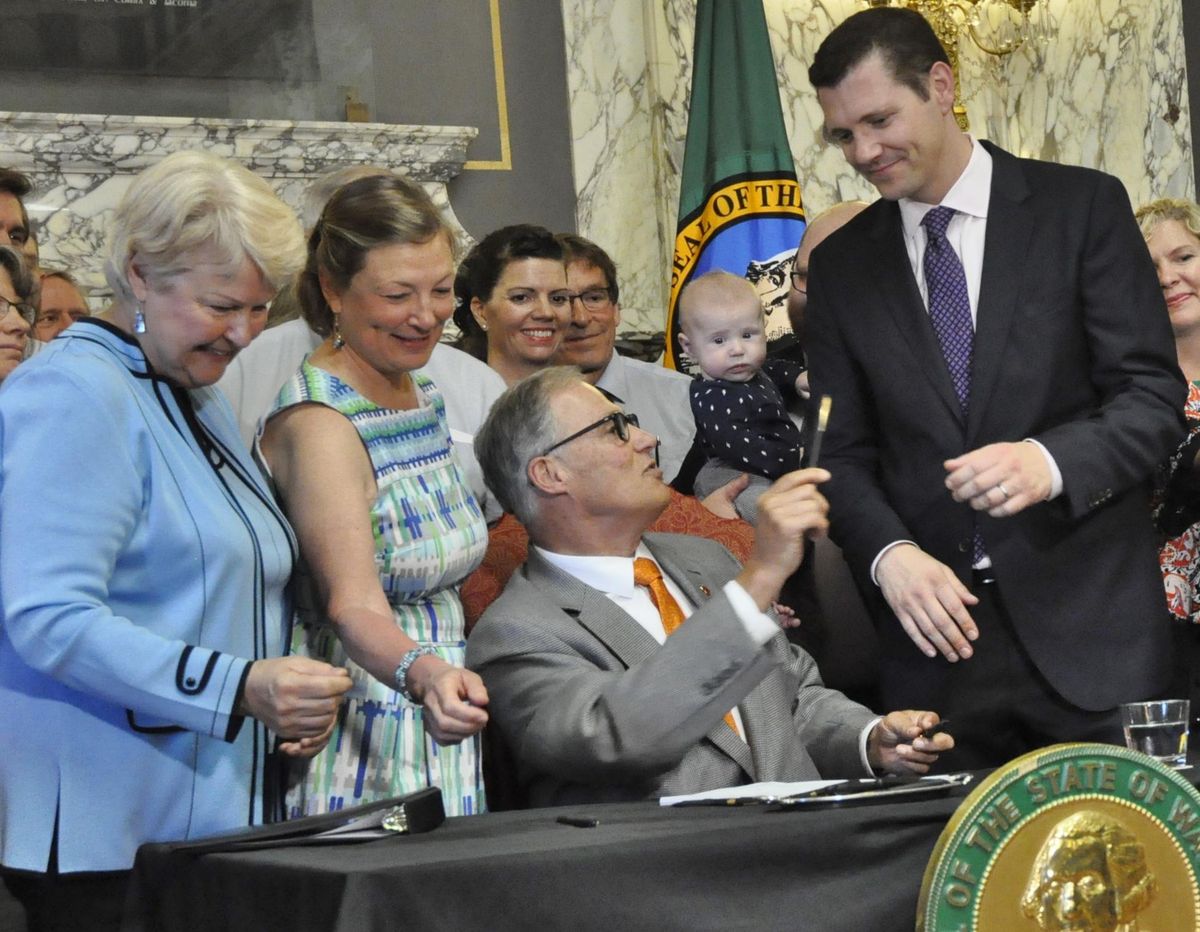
[866,0,1048,129]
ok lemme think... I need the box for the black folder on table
[168,786,446,855]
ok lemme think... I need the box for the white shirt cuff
[728,579,878,771]
[723,580,780,646]
[1023,438,1063,499]
[859,716,882,773]
[868,438,1060,585]
[870,540,917,586]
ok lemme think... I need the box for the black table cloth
[126,789,970,932]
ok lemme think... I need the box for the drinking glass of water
[1120,699,1190,767]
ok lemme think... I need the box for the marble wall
[562,0,1195,336]
[1,113,476,299]
[7,0,1191,330]
[0,1,579,245]
[560,0,664,341]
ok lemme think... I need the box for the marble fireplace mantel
[0,111,479,298]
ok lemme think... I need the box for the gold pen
[808,395,832,468]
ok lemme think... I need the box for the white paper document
[659,774,969,807]
[660,779,843,807]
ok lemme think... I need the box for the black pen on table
[556,815,600,828]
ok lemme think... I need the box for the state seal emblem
[917,743,1200,930]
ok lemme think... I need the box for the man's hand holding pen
[867,711,955,775]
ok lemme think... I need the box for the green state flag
[664,0,806,370]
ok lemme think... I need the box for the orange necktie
[633,557,740,736]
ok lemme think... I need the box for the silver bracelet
[394,647,438,703]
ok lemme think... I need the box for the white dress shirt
[898,139,991,321]
[535,543,878,769]
[535,544,777,739]
[871,138,1063,581]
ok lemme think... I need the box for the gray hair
[35,267,89,317]
[300,165,390,232]
[104,151,305,308]
[0,245,35,301]
[475,366,583,526]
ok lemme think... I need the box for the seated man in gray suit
[466,367,952,806]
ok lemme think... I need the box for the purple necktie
[923,206,985,564]
[922,206,973,417]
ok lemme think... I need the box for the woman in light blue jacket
[0,151,352,931]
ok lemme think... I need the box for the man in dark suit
[466,366,951,806]
[804,8,1186,769]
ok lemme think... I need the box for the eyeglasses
[0,296,35,324]
[540,411,641,458]
[566,289,614,312]
[789,270,807,295]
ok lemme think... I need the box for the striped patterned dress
[272,361,488,818]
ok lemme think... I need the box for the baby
[678,270,806,523]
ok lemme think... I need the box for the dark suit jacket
[805,142,1186,712]
[465,533,877,807]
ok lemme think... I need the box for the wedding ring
[997,483,1010,500]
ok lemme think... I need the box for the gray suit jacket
[466,532,877,807]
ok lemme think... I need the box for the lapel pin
[699,585,711,597]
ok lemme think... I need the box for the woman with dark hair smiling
[452,223,571,385]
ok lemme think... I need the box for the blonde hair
[1135,197,1200,243]
[104,151,305,306]
[678,269,762,335]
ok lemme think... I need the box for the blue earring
[133,303,146,334]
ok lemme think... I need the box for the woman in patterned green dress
[260,174,489,817]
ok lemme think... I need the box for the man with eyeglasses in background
[554,234,699,488]
[785,201,869,358]
[0,246,36,385]
[466,366,952,805]
[0,170,33,259]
